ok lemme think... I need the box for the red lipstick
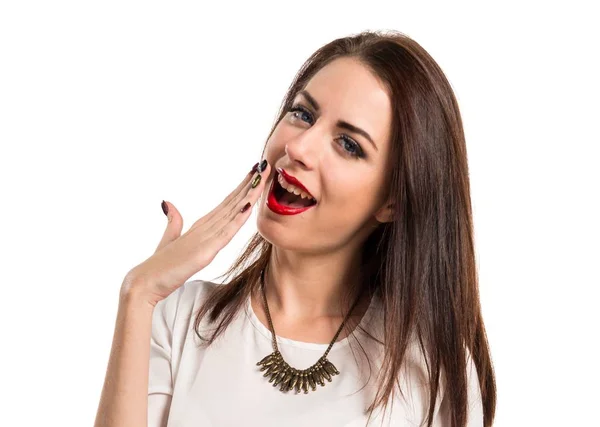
[277,168,314,199]
[266,169,316,216]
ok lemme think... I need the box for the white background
[1,1,598,426]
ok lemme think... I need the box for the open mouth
[266,170,317,215]
[273,172,317,208]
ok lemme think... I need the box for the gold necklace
[256,268,362,394]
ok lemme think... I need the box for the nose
[284,127,322,170]
[285,144,308,169]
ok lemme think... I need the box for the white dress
[148,279,484,427]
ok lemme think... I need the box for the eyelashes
[288,104,314,125]
[287,104,366,159]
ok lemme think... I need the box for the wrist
[119,275,157,310]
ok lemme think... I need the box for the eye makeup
[287,103,366,159]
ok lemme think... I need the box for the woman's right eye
[288,104,314,125]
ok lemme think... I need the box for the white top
[148,279,484,427]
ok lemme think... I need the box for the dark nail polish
[161,200,169,216]
[240,202,251,213]
[250,162,259,174]
[258,159,268,173]
[251,173,262,188]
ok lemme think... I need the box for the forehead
[300,57,392,149]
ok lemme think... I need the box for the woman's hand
[122,160,270,307]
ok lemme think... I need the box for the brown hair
[193,29,496,427]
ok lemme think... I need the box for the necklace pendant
[257,352,340,394]
[256,268,351,395]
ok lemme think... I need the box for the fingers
[155,200,184,253]
[222,161,270,222]
[213,162,259,212]
[188,162,260,233]
[194,160,271,245]
[210,163,271,248]
[189,160,270,234]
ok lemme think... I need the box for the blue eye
[337,135,365,158]
[288,105,314,125]
[287,104,366,159]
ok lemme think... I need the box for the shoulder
[152,279,219,329]
[364,309,484,427]
[373,342,483,427]
[148,279,219,395]
[179,278,219,306]
[402,344,484,427]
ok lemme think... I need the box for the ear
[374,199,395,223]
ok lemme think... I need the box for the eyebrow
[297,90,378,151]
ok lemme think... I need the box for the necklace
[255,267,362,394]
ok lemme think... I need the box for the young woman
[94,30,496,427]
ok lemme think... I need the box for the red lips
[277,168,314,199]
[266,168,316,216]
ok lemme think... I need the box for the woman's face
[257,57,393,253]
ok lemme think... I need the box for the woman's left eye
[337,135,365,158]
[288,104,365,159]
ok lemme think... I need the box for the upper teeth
[278,174,315,201]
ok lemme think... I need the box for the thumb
[155,200,183,253]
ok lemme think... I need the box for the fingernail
[240,202,251,213]
[249,162,259,174]
[258,159,268,173]
[251,173,262,188]
[161,200,169,216]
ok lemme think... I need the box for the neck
[261,245,364,321]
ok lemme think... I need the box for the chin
[255,213,317,253]
[256,213,296,247]
[254,177,312,247]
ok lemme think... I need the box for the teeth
[278,174,315,201]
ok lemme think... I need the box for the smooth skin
[94,56,396,427]
[93,163,270,427]
[125,162,271,308]
[253,57,394,344]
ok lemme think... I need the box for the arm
[93,284,155,427]
[92,162,271,426]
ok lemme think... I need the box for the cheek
[323,173,383,216]
[264,134,286,159]
[267,121,292,144]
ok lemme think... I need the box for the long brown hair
[193,29,496,427]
